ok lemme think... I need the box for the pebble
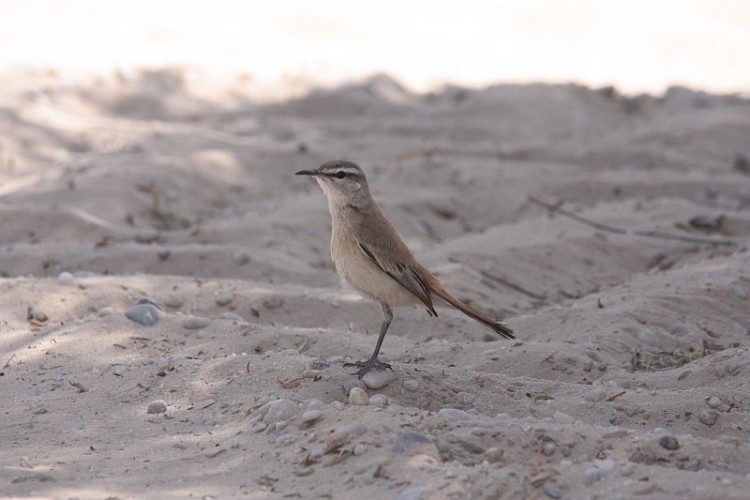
[147,400,168,414]
[233,250,250,265]
[659,436,680,450]
[230,438,240,449]
[326,423,367,451]
[362,369,394,389]
[699,409,718,426]
[250,422,267,433]
[353,443,367,456]
[135,227,160,244]
[274,433,297,447]
[594,458,615,471]
[263,399,297,424]
[395,486,423,500]
[393,431,438,458]
[182,315,211,330]
[215,291,234,306]
[369,394,388,407]
[542,442,557,456]
[157,249,171,260]
[218,312,245,322]
[343,378,366,395]
[164,295,183,308]
[349,387,369,406]
[125,303,161,326]
[553,411,575,424]
[707,396,722,409]
[97,306,114,317]
[584,387,608,403]
[454,392,476,405]
[403,379,420,392]
[300,410,323,425]
[437,408,471,422]
[484,447,504,464]
[543,482,564,499]
[308,447,325,460]
[306,358,330,371]
[584,467,605,481]
[57,272,74,285]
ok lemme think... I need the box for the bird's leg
[345,302,393,378]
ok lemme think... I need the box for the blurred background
[1,0,749,98]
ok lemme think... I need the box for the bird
[296,160,514,377]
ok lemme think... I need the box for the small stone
[326,423,367,451]
[263,399,297,424]
[164,295,183,308]
[182,315,210,330]
[543,482,563,499]
[353,443,367,456]
[403,379,420,392]
[553,411,575,424]
[594,458,615,471]
[721,477,734,486]
[699,409,718,426]
[396,486,423,500]
[250,422,267,433]
[369,394,388,407]
[125,303,161,326]
[157,249,171,260]
[215,291,234,306]
[233,250,250,265]
[454,392,476,405]
[542,442,557,456]
[393,431,439,458]
[584,467,605,481]
[484,447,504,464]
[97,306,114,317]
[135,227,160,244]
[584,388,607,403]
[306,358,330,371]
[707,396,722,409]
[658,436,680,450]
[57,272,74,285]
[349,387,369,406]
[230,438,240,449]
[362,369,394,389]
[300,410,323,425]
[147,400,168,414]
[343,378,366,395]
[437,408,471,422]
[308,447,325,460]
[218,312,245,322]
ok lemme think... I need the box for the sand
[1,69,750,499]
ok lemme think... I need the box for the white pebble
[182,315,211,330]
[707,396,722,409]
[403,379,420,392]
[584,388,608,403]
[263,399,297,424]
[57,272,74,284]
[369,394,388,407]
[147,400,168,414]
[300,410,323,424]
[362,369,394,389]
[215,291,234,306]
[349,387,369,406]
[353,443,367,456]
[135,227,160,244]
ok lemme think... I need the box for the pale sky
[1,0,748,95]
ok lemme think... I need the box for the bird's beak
[295,169,320,176]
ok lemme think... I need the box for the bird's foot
[343,358,392,378]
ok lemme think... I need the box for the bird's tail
[429,279,515,340]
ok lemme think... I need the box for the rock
[263,399,297,424]
[395,486,423,500]
[369,394,388,407]
[250,422,267,433]
[403,379,420,392]
[437,408,471,422]
[353,443,367,456]
[699,409,718,426]
[584,388,608,403]
[707,396,722,409]
[147,400,168,414]
[218,312,245,322]
[97,306,114,317]
[543,482,563,499]
[542,442,557,456]
[135,227,160,244]
[326,423,367,451]
[233,250,250,265]
[157,249,171,260]
[349,387,369,406]
[343,378,366,395]
[689,214,724,231]
[300,410,323,425]
[230,438,240,449]
[164,295,183,308]
[57,271,74,285]
[125,303,161,326]
[659,436,680,450]
[393,431,438,457]
[362,369,394,389]
[584,467,605,481]
[454,392,476,405]
[484,447,504,464]
[306,358,330,371]
[215,291,234,306]
[182,315,210,330]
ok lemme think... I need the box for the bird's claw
[343,358,392,378]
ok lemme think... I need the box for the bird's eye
[334,171,346,179]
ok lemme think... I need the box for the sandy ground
[1,69,750,499]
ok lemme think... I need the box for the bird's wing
[357,241,438,317]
